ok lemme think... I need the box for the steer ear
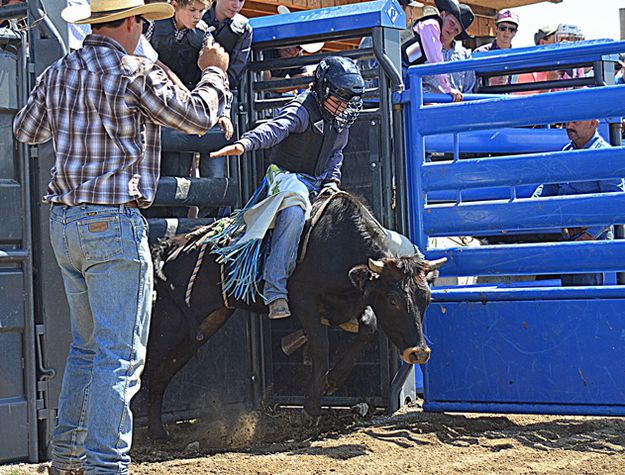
[349,264,377,292]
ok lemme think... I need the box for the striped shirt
[13,34,230,207]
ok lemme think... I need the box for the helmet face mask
[313,56,365,132]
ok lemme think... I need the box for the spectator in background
[534,24,557,46]
[514,25,558,92]
[149,0,211,89]
[474,9,518,53]
[401,0,475,102]
[616,53,625,85]
[202,0,252,88]
[474,10,518,87]
[532,119,625,286]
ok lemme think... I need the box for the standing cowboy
[210,56,365,319]
[13,0,230,472]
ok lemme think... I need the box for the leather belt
[50,201,140,208]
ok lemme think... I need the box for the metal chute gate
[0,0,413,463]
[401,40,625,415]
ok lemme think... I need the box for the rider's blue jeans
[263,174,321,305]
[48,204,153,474]
[263,205,306,304]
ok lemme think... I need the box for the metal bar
[423,401,625,416]
[388,364,412,414]
[372,27,402,92]
[405,73,427,251]
[426,240,625,277]
[252,76,313,92]
[480,77,594,94]
[424,127,568,154]
[249,47,371,72]
[409,39,625,77]
[424,193,625,236]
[414,86,625,135]
[16,24,39,462]
[153,177,238,207]
[0,249,29,263]
[430,285,625,302]
[421,146,625,192]
[0,3,27,20]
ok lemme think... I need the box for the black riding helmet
[313,56,365,132]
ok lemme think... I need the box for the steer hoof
[301,411,322,428]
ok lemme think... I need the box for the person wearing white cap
[13,0,230,472]
[475,9,518,53]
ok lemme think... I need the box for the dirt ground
[3,400,625,475]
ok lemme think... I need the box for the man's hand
[218,116,234,140]
[210,142,245,158]
[449,88,463,102]
[198,43,229,73]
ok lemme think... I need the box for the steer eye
[388,294,400,308]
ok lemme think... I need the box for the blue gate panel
[424,192,625,236]
[423,299,625,414]
[421,147,625,193]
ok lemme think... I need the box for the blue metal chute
[422,146,625,192]
[401,38,625,417]
[426,240,625,277]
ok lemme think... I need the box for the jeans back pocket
[77,215,123,261]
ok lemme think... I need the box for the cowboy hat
[277,5,324,53]
[434,0,474,41]
[62,0,174,25]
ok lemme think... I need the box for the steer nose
[401,346,431,365]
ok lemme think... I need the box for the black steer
[142,192,444,439]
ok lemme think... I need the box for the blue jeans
[263,175,321,305]
[48,204,153,474]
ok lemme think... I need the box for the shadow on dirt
[363,410,625,455]
[131,404,625,464]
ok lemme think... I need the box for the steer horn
[368,258,385,274]
[426,257,447,272]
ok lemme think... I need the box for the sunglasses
[498,25,517,33]
[135,15,146,24]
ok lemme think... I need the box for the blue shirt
[237,98,348,185]
[533,132,625,238]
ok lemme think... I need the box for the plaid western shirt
[13,34,230,207]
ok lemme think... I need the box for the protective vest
[150,19,205,89]
[270,92,343,177]
[211,14,249,54]
[401,14,442,69]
